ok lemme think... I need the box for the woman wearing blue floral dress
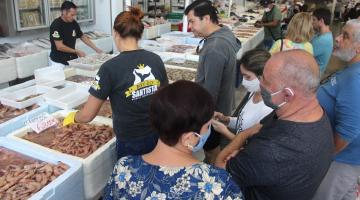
[104,81,243,200]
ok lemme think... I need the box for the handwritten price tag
[27,113,59,133]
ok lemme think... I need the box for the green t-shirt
[262,6,282,40]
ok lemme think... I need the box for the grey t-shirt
[227,111,334,200]
[262,6,282,40]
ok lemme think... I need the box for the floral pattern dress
[103,155,243,200]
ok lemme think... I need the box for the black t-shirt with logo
[89,49,169,140]
[49,17,83,65]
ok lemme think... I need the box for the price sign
[26,112,59,133]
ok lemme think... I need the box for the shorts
[203,126,221,151]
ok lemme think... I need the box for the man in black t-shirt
[49,1,102,65]
[215,50,334,200]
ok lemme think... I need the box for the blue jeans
[116,134,159,160]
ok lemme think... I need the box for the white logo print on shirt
[125,64,160,100]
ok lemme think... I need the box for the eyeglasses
[196,38,206,54]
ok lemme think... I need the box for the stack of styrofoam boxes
[8,110,117,200]
[0,138,84,200]
[0,57,17,84]
[16,51,49,79]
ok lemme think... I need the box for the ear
[180,131,196,147]
[203,15,211,23]
[356,42,360,54]
[283,87,295,102]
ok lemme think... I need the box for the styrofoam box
[185,54,200,62]
[153,51,187,62]
[0,138,84,200]
[0,104,60,136]
[16,51,49,78]
[68,58,102,71]
[160,31,194,44]
[93,37,113,53]
[0,85,57,109]
[0,79,36,97]
[76,36,113,55]
[157,22,172,36]
[165,64,197,82]
[0,57,17,84]
[142,26,158,40]
[44,84,89,110]
[8,110,117,200]
[34,66,66,88]
[140,40,170,52]
[64,67,98,78]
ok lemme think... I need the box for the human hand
[75,49,86,57]
[95,48,103,54]
[211,119,229,135]
[63,111,77,126]
[213,112,230,125]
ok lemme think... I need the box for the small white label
[26,113,59,133]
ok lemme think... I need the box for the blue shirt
[317,62,360,165]
[104,155,243,200]
[311,32,333,75]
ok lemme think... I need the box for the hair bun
[129,7,144,20]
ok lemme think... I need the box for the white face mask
[264,7,271,12]
[242,78,260,93]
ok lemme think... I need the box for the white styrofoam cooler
[16,51,49,78]
[76,36,113,55]
[157,23,172,36]
[0,57,17,84]
[0,104,60,136]
[8,110,117,200]
[0,85,56,109]
[44,84,89,110]
[0,137,84,200]
[142,26,158,39]
[64,67,98,78]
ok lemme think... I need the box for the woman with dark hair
[63,7,168,159]
[103,80,243,199]
[212,49,273,140]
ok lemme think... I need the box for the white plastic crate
[8,110,117,200]
[0,137,84,200]
[0,85,57,109]
[0,79,36,97]
[0,57,17,84]
[0,104,60,136]
[153,51,187,62]
[16,51,49,78]
[34,66,66,88]
[44,84,89,110]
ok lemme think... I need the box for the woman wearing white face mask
[104,81,244,199]
[212,49,273,140]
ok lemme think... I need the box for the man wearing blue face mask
[215,50,334,200]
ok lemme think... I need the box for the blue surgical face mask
[260,86,290,110]
[191,124,211,152]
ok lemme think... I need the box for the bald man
[215,50,334,200]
